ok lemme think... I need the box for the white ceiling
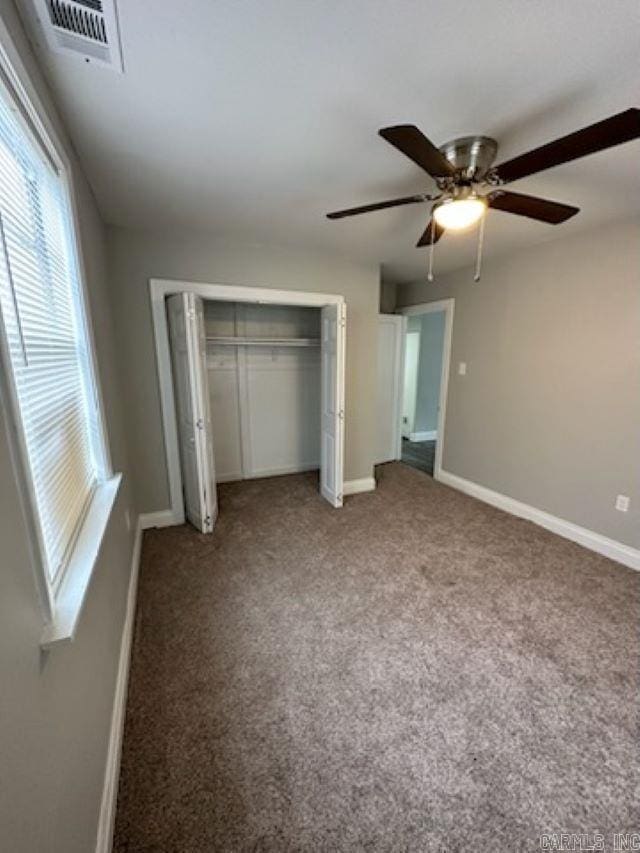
[18,0,640,282]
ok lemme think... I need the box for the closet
[204,300,321,482]
[163,288,345,534]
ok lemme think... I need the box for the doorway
[151,280,346,531]
[397,299,454,479]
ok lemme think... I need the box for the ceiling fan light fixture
[433,195,486,231]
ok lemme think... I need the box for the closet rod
[206,336,320,348]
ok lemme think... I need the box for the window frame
[0,24,114,630]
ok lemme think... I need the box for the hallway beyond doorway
[401,437,435,476]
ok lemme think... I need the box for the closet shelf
[206,336,320,348]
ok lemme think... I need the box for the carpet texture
[114,463,639,852]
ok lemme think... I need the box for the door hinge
[196,418,204,429]
[338,409,344,420]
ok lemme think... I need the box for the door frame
[396,299,455,480]
[150,278,345,524]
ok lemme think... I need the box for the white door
[376,315,405,463]
[402,330,420,439]
[167,292,217,533]
[320,302,345,507]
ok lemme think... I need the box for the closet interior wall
[204,300,321,482]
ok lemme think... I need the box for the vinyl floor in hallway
[114,463,639,852]
[401,437,436,476]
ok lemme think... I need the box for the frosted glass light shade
[433,197,486,231]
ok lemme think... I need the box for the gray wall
[107,226,381,512]
[397,219,640,549]
[379,280,397,314]
[412,311,445,435]
[0,3,137,851]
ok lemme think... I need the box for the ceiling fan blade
[486,190,579,224]
[493,108,640,183]
[379,125,456,178]
[326,194,429,219]
[416,218,445,247]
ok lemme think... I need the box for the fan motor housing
[439,135,498,179]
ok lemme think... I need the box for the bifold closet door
[167,292,217,533]
[320,303,346,508]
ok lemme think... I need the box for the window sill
[40,473,122,649]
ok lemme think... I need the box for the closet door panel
[207,346,244,482]
[245,347,320,478]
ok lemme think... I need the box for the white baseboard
[174,464,323,488]
[437,469,640,571]
[215,471,244,484]
[409,430,437,442]
[343,476,376,496]
[245,463,320,480]
[139,509,178,529]
[95,517,143,853]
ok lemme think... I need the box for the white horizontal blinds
[0,86,101,588]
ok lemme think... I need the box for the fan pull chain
[427,222,436,282]
[474,212,486,282]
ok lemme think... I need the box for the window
[0,69,108,599]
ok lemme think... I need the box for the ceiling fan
[327,108,640,280]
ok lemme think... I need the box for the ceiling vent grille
[47,1,107,43]
[31,0,123,71]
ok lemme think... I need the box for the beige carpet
[114,462,639,852]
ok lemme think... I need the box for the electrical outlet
[615,495,630,513]
[458,362,467,376]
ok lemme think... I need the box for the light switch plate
[458,362,467,376]
[615,495,630,512]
